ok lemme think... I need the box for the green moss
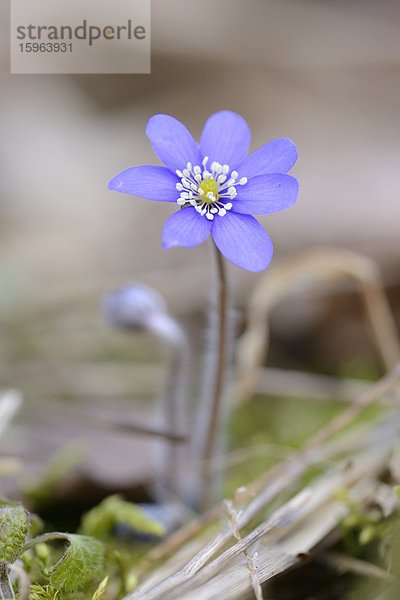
[225,393,343,494]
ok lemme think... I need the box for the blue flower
[109,111,298,272]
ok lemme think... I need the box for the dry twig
[236,248,400,402]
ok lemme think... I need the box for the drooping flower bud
[103,283,166,332]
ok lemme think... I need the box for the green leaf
[80,495,165,540]
[25,532,103,593]
[0,501,30,564]
[91,576,109,600]
[29,584,59,600]
[49,534,103,592]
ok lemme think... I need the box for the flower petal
[162,208,212,249]
[108,165,179,202]
[238,138,298,178]
[200,111,251,169]
[146,114,202,173]
[232,174,299,215]
[211,213,273,272]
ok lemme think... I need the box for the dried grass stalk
[236,248,400,402]
[126,367,400,600]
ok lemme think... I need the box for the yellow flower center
[199,178,219,203]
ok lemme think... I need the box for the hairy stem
[23,532,69,551]
[161,326,190,501]
[200,245,228,511]
[0,564,15,600]
[148,313,190,504]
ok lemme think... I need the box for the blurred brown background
[1,0,399,313]
[0,0,400,497]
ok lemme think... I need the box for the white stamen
[175,159,248,219]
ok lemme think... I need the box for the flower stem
[156,320,189,502]
[200,244,228,511]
